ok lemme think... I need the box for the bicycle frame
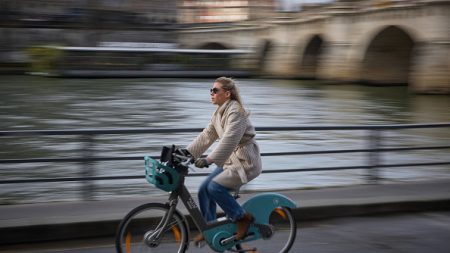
[167,174,234,232]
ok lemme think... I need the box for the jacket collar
[214,99,234,117]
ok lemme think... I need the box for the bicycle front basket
[144,156,180,192]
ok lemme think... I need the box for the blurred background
[0,0,449,205]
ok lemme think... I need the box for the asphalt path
[2,211,450,253]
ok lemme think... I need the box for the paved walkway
[1,179,450,245]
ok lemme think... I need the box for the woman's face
[210,82,230,106]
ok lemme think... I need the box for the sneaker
[193,233,205,248]
[235,213,254,240]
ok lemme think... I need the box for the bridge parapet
[178,0,450,94]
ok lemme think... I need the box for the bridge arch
[298,34,325,79]
[197,42,230,49]
[257,39,274,72]
[359,25,415,85]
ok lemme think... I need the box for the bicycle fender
[242,192,297,224]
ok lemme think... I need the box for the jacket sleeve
[186,121,218,159]
[209,110,247,167]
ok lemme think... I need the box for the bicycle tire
[238,207,297,253]
[115,203,189,253]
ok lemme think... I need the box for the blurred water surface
[0,76,449,204]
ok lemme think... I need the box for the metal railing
[1,123,449,200]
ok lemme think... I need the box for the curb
[2,198,450,245]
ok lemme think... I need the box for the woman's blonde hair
[215,76,248,115]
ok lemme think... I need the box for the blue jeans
[198,167,245,222]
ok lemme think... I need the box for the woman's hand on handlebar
[194,158,210,168]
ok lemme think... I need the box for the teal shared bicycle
[115,145,297,253]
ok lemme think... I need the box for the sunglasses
[210,88,222,94]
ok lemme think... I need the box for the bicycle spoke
[274,207,287,220]
[125,232,131,253]
[171,226,181,242]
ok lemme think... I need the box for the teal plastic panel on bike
[203,193,297,252]
[203,223,237,252]
[242,192,297,224]
[144,156,180,192]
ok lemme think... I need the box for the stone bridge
[178,0,449,94]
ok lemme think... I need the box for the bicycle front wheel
[115,203,189,253]
[237,207,297,253]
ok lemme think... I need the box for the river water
[0,75,449,204]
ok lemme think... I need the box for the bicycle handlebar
[172,153,194,167]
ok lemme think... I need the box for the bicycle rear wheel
[115,203,189,253]
[236,207,297,253]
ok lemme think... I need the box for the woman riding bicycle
[186,77,262,244]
